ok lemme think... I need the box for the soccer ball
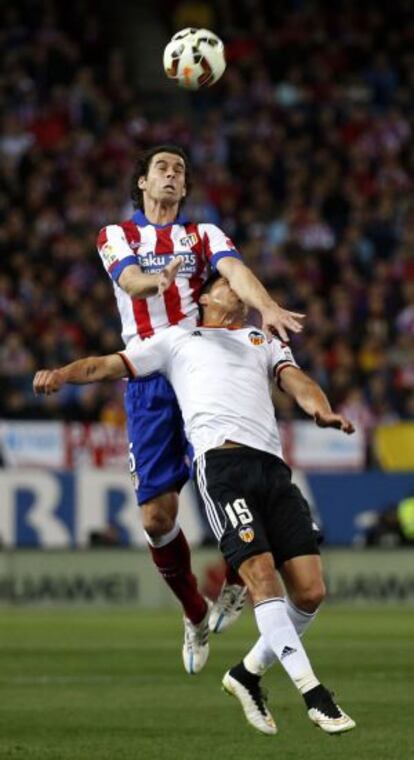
[163,28,226,90]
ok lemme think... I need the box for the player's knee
[142,511,175,539]
[141,494,178,539]
[239,554,279,602]
[294,579,326,612]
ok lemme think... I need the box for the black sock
[230,661,261,688]
[303,684,327,708]
[303,684,341,718]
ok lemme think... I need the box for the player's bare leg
[280,554,325,636]
[242,554,325,675]
[223,552,355,735]
[142,492,210,674]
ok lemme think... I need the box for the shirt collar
[131,209,188,228]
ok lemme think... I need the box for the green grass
[0,607,413,760]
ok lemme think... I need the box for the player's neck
[202,309,245,329]
[143,199,180,226]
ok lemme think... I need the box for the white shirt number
[224,498,253,528]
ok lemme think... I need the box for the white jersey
[120,325,298,460]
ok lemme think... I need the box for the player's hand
[314,411,355,435]
[261,303,305,342]
[33,369,65,396]
[158,256,183,295]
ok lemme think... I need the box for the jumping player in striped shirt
[96,145,305,674]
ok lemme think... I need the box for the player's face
[208,277,247,317]
[138,152,187,206]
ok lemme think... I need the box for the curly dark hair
[130,144,192,211]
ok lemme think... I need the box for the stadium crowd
[1,0,414,440]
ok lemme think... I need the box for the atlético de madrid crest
[180,233,198,248]
[248,330,265,346]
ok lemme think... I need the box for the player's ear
[138,175,146,190]
[199,293,208,307]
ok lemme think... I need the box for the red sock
[148,530,207,624]
[225,561,244,587]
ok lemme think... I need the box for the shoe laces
[220,585,246,612]
[250,684,270,717]
[184,617,209,649]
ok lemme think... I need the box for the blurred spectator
[89,523,122,547]
[0,0,413,440]
[172,1,216,32]
[356,493,414,547]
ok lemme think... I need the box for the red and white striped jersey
[97,210,242,345]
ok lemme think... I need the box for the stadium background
[1,2,413,759]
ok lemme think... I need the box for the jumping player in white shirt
[96,145,305,672]
[34,274,356,738]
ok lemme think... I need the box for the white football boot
[305,685,356,734]
[182,600,211,675]
[222,668,277,736]
[209,582,248,633]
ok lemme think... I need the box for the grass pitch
[0,606,413,760]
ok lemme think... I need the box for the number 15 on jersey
[224,498,253,528]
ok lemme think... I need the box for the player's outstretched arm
[33,355,127,395]
[216,257,304,342]
[119,256,183,298]
[278,366,355,434]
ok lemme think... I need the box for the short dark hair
[198,272,222,319]
[130,144,192,211]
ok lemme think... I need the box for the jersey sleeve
[199,223,243,270]
[118,331,171,378]
[97,224,138,283]
[268,339,299,390]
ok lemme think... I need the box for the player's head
[199,274,247,325]
[131,145,191,212]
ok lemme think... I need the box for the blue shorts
[125,373,189,505]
